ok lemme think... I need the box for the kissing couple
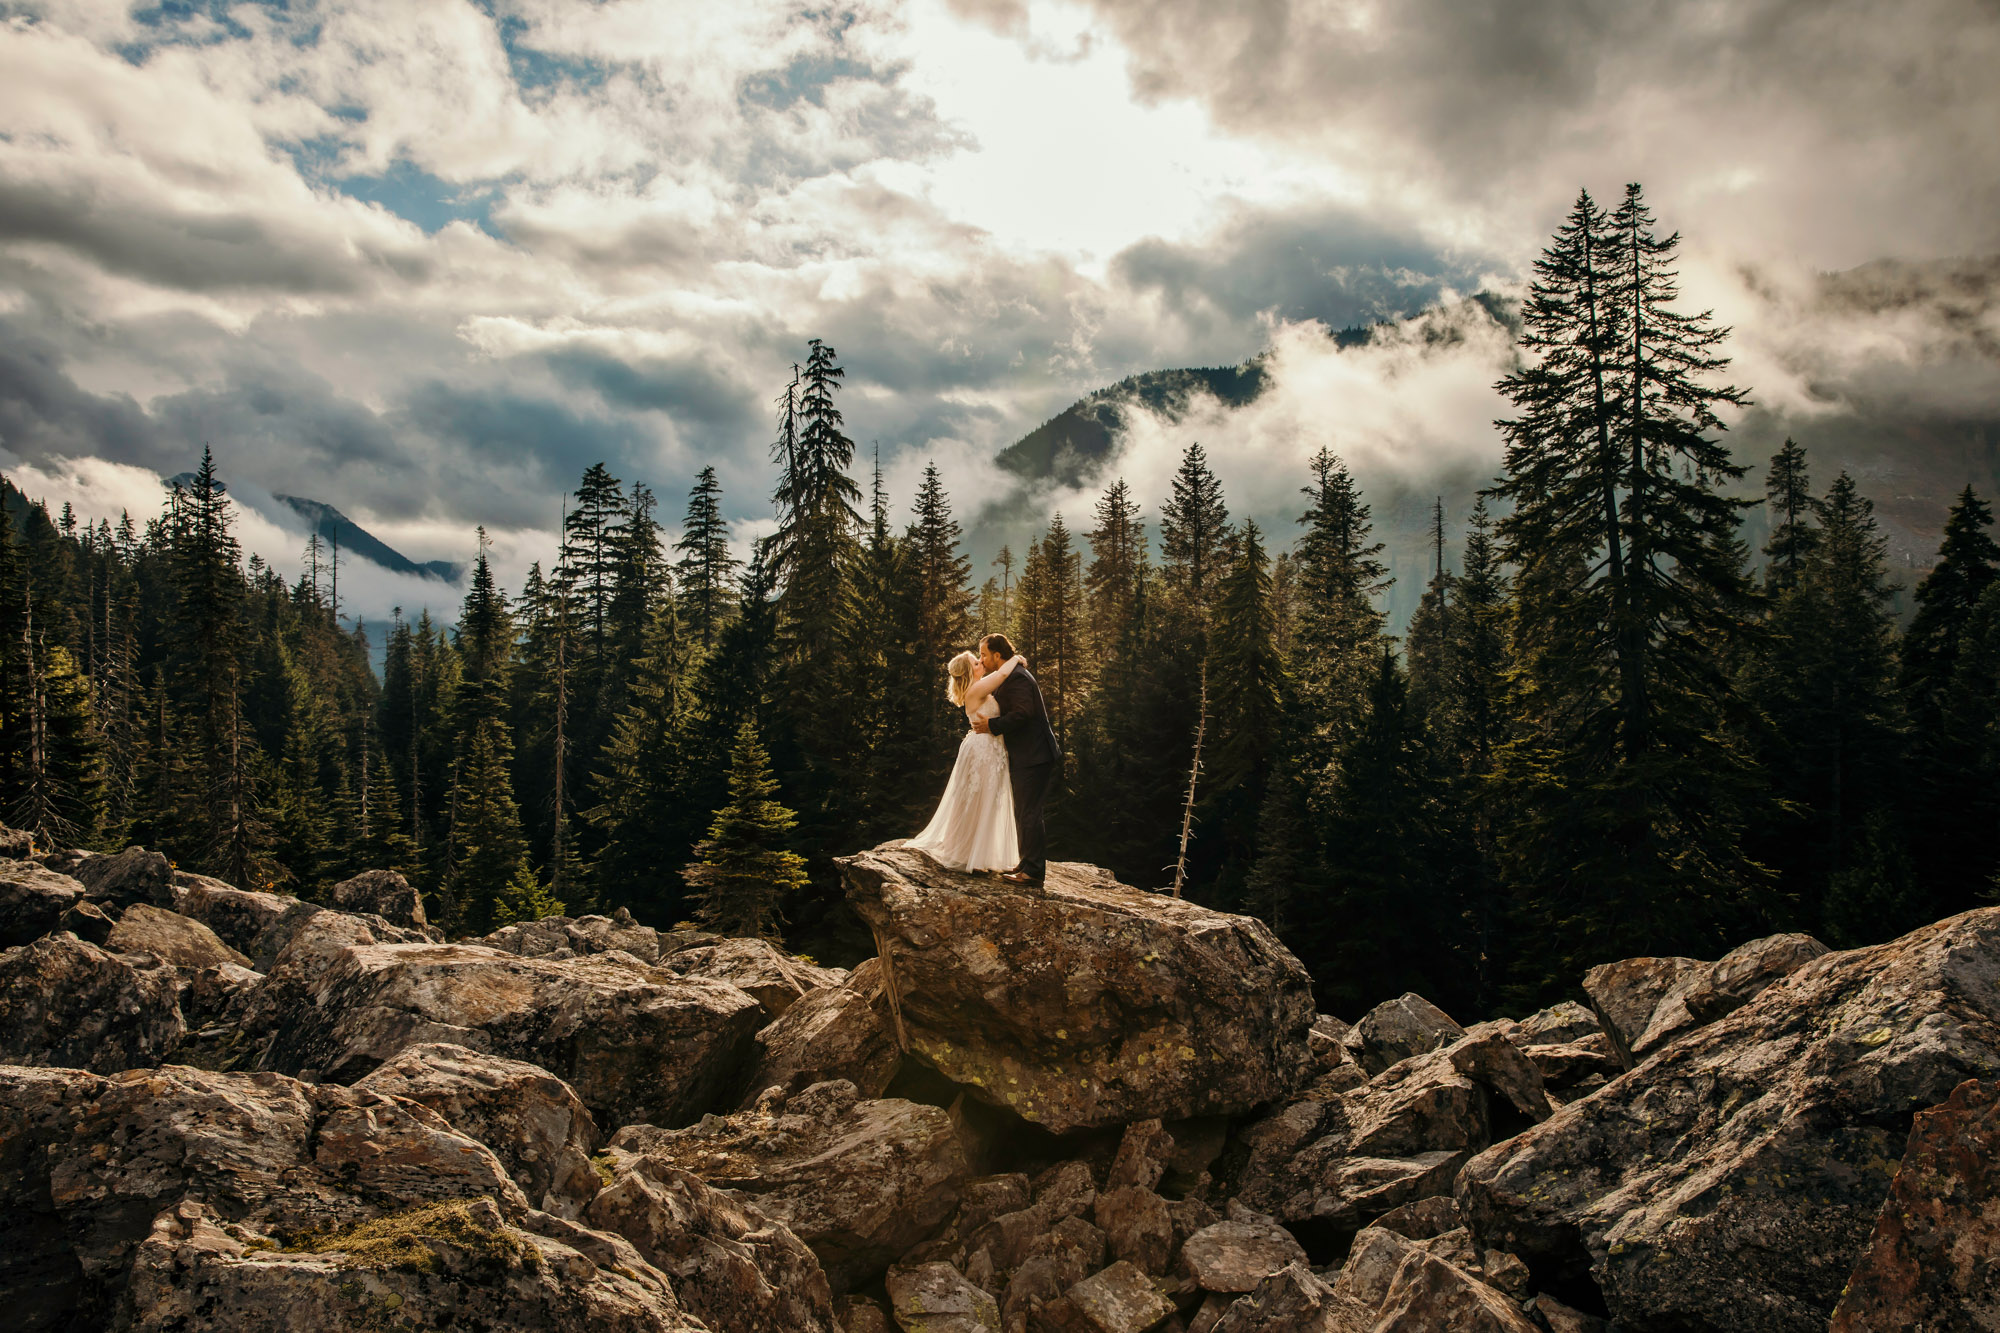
[904,632,1061,886]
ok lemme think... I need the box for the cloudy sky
[2,0,1997,620]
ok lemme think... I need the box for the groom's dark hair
[981,632,1016,659]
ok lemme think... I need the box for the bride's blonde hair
[945,650,977,706]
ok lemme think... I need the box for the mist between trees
[3,189,1997,1020]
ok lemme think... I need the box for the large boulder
[1580,953,1707,1068]
[0,822,35,857]
[1180,1215,1309,1294]
[1341,993,1465,1076]
[107,902,251,969]
[1459,908,2000,1332]
[354,1042,604,1217]
[0,1063,687,1331]
[172,873,299,958]
[1233,1026,1549,1233]
[250,928,765,1129]
[839,843,1316,1133]
[885,1261,1001,1332]
[586,1149,836,1333]
[0,861,86,946]
[0,933,186,1071]
[1681,932,1830,1024]
[70,845,175,910]
[119,1196,701,1332]
[328,868,427,929]
[611,1079,971,1292]
[736,955,903,1108]
[659,936,847,1019]
[1831,1077,2000,1331]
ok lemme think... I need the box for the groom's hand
[971,715,992,734]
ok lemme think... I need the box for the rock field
[3,833,1995,1331]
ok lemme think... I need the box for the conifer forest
[3,186,1996,1022]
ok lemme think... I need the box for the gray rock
[659,936,845,1018]
[56,897,116,945]
[1,860,87,946]
[1330,1225,1418,1308]
[328,868,427,928]
[1060,1260,1176,1333]
[1092,1185,1174,1275]
[1509,1001,1601,1046]
[1682,932,1830,1024]
[1368,1195,1461,1241]
[355,1042,604,1217]
[1341,993,1465,1076]
[1179,1217,1309,1293]
[1211,1263,1373,1332]
[1580,953,1707,1069]
[0,932,186,1071]
[250,928,764,1130]
[0,822,34,857]
[119,1196,702,1332]
[1371,1246,1539,1332]
[612,1086,970,1292]
[886,1261,1002,1332]
[1461,907,2000,1332]
[0,1064,701,1332]
[840,843,1317,1133]
[108,903,251,969]
[171,873,299,957]
[586,1149,836,1333]
[71,845,175,910]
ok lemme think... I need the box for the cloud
[1073,0,2000,266]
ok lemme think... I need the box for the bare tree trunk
[1170,659,1208,899]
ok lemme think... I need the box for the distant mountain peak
[276,495,464,583]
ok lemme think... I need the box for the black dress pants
[1010,759,1057,882]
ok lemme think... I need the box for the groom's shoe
[999,871,1035,885]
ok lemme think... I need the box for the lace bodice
[966,695,999,725]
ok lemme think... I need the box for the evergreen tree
[1086,479,1147,665]
[1901,486,2000,912]
[9,640,105,848]
[1207,520,1285,802]
[1762,438,1820,593]
[909,462,974,669]
[675,466,737,646]
[771,339,862,663]
[685,720,808,938]
[589,598,695,919]
[1159,443,1231,608]
[1292,447,1391,798]
[1742,469,1908,938]
[443,714,551,932]
[1016,514,1086,745]
[1489,184,1765,981]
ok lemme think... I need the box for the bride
[904,648,1026,872]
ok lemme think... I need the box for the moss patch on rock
[288,1199,531,1273]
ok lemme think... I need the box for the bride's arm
[962,654,1026,708]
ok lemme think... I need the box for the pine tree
[1742,468,1908,938]
[590,598,694,920]
[1086,479,1147,665]
[909,462,974,670]
[771,340,862,663]
[1159,443,1231,609]
[170,448,265,886]
[1207,520,1285,801]
[1292,447,1391,798]
[1901,486,2000,913]
[1489,184,1765,979]
[9,639,105,848]
[563,463,626,660]
[1762,439,1820,593]
[1015,515,1088,746]
[675,466,737,646]
[685,720,808,939]
[444,714,550,933]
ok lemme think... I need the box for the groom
[970,632,1061,886]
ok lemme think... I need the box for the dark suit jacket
[988,667,1061,768]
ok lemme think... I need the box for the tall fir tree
[1159,443,1231,609]
[1762,439,1820,593]
[1489,184,1766,985]
[675,466,737,647]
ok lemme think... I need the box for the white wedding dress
[905,694,1019,872]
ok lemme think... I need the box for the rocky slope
[2,833,1995,1331]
